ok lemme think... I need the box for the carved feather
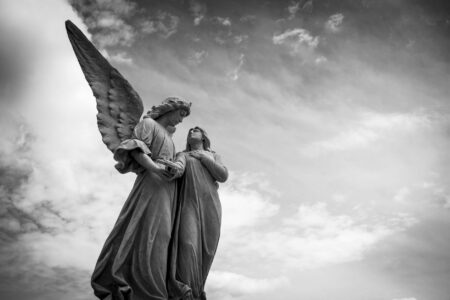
[65,20,144,152]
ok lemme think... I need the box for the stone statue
[65,20,191,300]
[164,127,228,300]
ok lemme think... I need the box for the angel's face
[166,109,187,126]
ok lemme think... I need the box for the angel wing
[65,20,144,152]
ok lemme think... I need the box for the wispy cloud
[301,111,431,156]
[207,271,288,299]
[287,1,301,20]
[188,50,208,65]
[139,11,180,39]
[153,11,180,39]
[239,15,256,24]
[233,34,248,45]
[326,13,344,32]
[227,54,245,81]
[189,0,207,26]
[216,175,417,277]
[273,28,319,58]
[212,16,232,27]
[109,51,133,65]
[69,0,137,47]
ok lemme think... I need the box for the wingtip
[65,20,87,43]
[65,20,77,34]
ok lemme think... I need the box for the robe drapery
[92,117,178,300]
[168,152,228,300]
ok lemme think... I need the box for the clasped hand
[189,150,214,161]
[155,159,180,180]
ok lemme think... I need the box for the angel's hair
[145,97,191,120]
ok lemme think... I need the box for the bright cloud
[227,54,245,81]
[326,13,344,32]
[273,28,319,57]
[189,0,207,26]
[302,111,431,156]
[110,51,133,65]
[212,16,232,27]
[139,11,180,39]
[69,0,137,47]
[220,172,279,230]
[216,180,417,278]
[188,50,208,65]
[207,271,288,299]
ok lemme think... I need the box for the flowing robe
[92,117,177,300]
[168,152,228,300]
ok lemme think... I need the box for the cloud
[206,271,288,299]
[2,1,450,299]
[227,54,245,81]
[273,28,319,57]
[69,0,137,48]
[140,19,158,34]
[392,298,417,300]
[315,55,327,64]
[0,0,134,298]
[326,13,344,32]
[212,16,232,27]
[188,50,208,65]
[95,15,135,47]
[138,11,180,39]
[301,111,431,156]
[215,174,417,278]
[239,15,256,24]
[189,0,207,26]
[219,172,279,231]
[233,34,248,45]
[271,203,416,270]
[302,0,313,13]
[287,1,301,20]
[155,11,180,39]
[393,187,411,203]
[109,51,133,65]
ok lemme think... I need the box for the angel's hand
[149,163,173,181]
[155,159,182,178]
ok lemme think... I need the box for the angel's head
[163,109,189,127]
[146,97,191,124]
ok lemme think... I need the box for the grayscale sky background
[1,0,450,300]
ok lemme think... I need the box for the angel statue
[65,20,191,300]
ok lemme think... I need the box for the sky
[0,0,450,299]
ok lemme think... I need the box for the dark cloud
[0,25,31,103]
[365,215,450,300]
[0,112,89,300]
[0,113,39,235]
[0,262,92,300]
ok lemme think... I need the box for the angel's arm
[113,118,167,176]
[131,151,158,171]
[171,152,187,178]
[131,151,168,177]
